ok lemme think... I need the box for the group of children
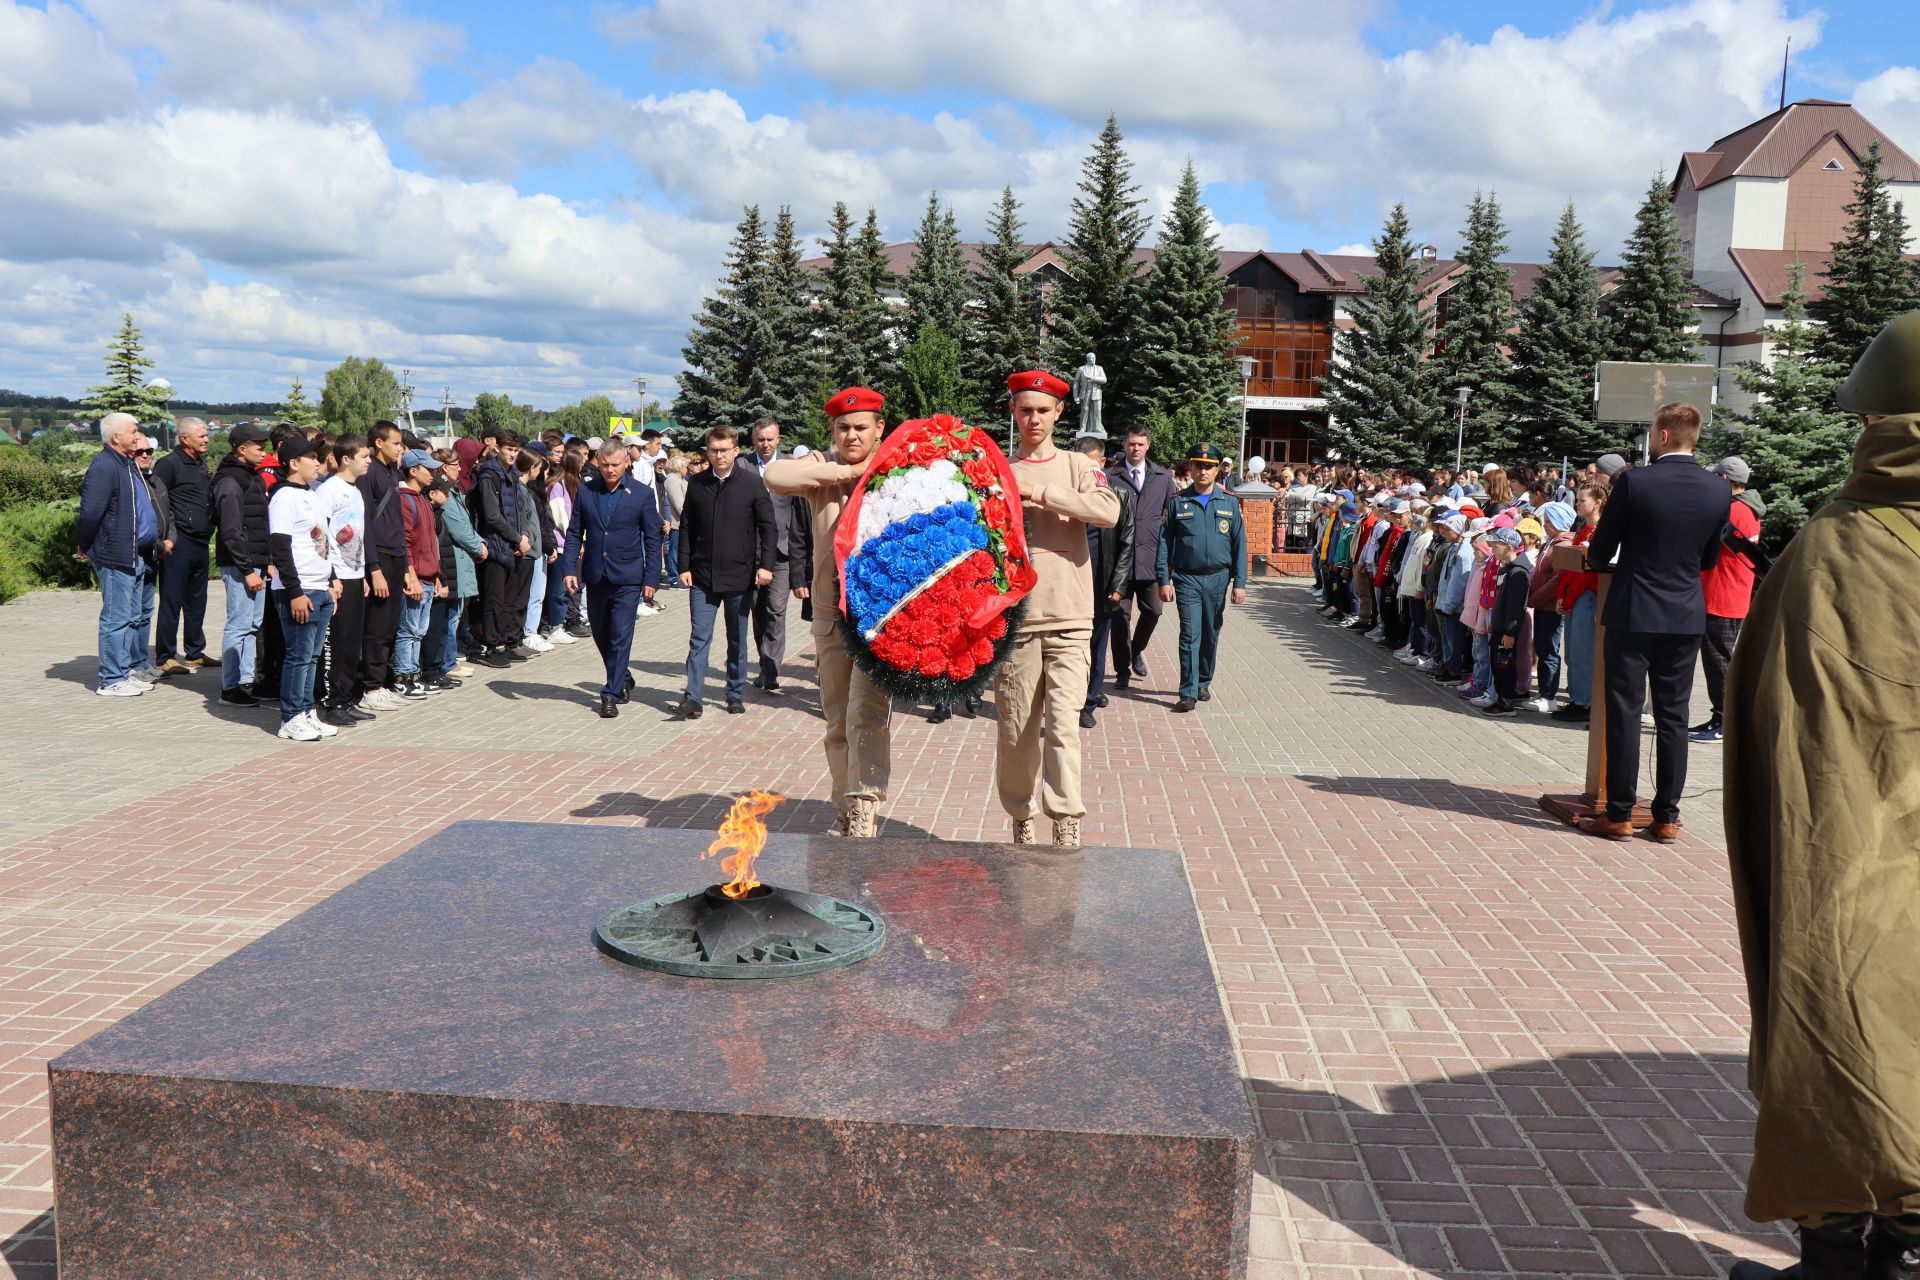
[1305,469,1611,719]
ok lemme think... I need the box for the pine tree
[1811,139,1920,371]
[1319,203,1436,465]
[814,203,896,394]
[854,208,902,399]
[903,191,971,346]
[763,206,818,430]
[1047,114,1152,424]
[1132,163,1238,461]
[1606,172,1697,365]
[280,377,319,431]
[968,186,1041,415]
[1510,203,1608,463]
[84,313,171,421]
[1430,192,1517,459]
[677,205,778,433]
[320,357,401,435]
[1722,262,1856,550]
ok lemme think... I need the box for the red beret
[1007,369,1069,400]
[825,386,884,417]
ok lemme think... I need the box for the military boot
[848,797,879,839]
[1010,818,1036,846]
[1867,1218,1920,1280]
[1052,816,1081,848]
[827,808,850,838]
[1731,1219,1868,1280]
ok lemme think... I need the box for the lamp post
[634,376,648,429]
[1453,386,1470,475]
[1236,355,1255,475]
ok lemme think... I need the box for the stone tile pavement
[0,581,1776,1279]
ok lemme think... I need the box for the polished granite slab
[50,822,1253,1279]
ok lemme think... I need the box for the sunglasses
[134,449,155,456]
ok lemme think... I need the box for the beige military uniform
[763,454,891,812]
[994,448,1120,820]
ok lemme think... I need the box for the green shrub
[0,503,90,604]
[0,452,80,505]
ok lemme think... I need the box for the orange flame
[702,790,785,899]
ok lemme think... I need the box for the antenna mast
[1779,37,1790,111]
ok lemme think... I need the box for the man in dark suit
[676,425,777,717]
[1580,403,1728,843]
[562,439,663,718]
[1106,424,1176,687]
[739,418,813,695]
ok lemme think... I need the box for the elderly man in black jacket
[1579,403,1729,844]
[1106,424,1175,687]
[1078,434,1135,728]
[676,425,776,717]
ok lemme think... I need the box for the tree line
[675,115,1242,461]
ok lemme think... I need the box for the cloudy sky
[3,0,1918,409]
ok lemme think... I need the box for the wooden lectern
[1538,547,1654,828]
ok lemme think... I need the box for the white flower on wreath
[855,463,971,549]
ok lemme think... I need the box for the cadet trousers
[994,628,1091,821]
[816,638,891,809]
[1173,570,1229,701]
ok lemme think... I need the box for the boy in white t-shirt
[315,435,373,724]
[267,436,341,741]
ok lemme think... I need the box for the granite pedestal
[49,822,1254,1279]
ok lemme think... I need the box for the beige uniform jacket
[1009,449,1121,633]
[763,454,860,639]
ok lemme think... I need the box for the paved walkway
[0,582,1771,1279]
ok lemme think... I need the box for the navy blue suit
[561,474,663,700]
[1585,451,1729,823]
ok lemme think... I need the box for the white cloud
[0,1,136,127]
[405,57,625,180]
[79,0,462,110]
[1855,66,1920,158]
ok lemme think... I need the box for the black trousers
[359,551,407,692]
[155,536,210,662]
[1603,630,1703,824]
[1701,613,1742,720]
[1112,578,1163,674]
[586,579,642,699]
[324,577,365,707]
[480,556,533,648]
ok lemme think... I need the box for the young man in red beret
[764,387,893,838]
[996,369,1120,847]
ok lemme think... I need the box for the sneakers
[522,633,553,653]
[96,681,145,697]
[1011,818,1037,846]
[300,710,339,738]
[1052,816,1082,848]
[277,715,323,742]
[1481,699,1516,717]
[394,677,430,700]
[219,686,258,706]
[449,663,476,678]
[1457,684,1482,699]
[1550,702,1591,722]
[1690,721,1724,743]
[636,600,664,617]
[1412,656,1434,671]
[1526,697,1555,714]
[134,664,168,683]
[360,688,407,711]
[478,649,512,668]
[1470,692,1498,708]
[545,627,576,645]
[565,621,592,639]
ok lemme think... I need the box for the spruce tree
[968,186,1041,416]
[1605,172,1697,365]
[280,377,319,431]
[1047,114,1152,423]
[1811,140,1920,371]
[855,208,902,398]
[1510,203,1608,463]
[677,205,778,432]
[1430,192,1517,459]
[763,205,818,430]
[84,314,171,421]
[814,204,896,394]
[1133,162,1238,460]
[903,191,971,345]
[1318,203,1436,465]
[1724,262,1856,550]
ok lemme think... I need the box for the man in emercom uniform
[1156,443,1247,712]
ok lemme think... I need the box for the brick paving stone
[0,582,1789,1278]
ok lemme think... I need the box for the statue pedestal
[50,823,1253,1279]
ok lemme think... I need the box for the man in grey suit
[1106,424,1176,688]
[740,418,813,694]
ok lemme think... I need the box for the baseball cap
[1485,527,1522,549]
[229,424,269,446]
[1481,462,1501,475]
[1711,456,1751,484]
[1439,513,1467,534]
[401,448,437,471]
[1516,517,1544,540]
[279,435,318,464]
[1389,499,1411,514]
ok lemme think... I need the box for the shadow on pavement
[1249,1049,1789,1278]
[1,1210,53,1279]
[1296,774,1571,832]
[567,790,933,840]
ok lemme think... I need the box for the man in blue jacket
[563,438,663,718]
[76,412,159,696]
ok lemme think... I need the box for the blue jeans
[96,564,146,687]
[274,588,334,722]
[541,557,569,629]
[1472,631,1492,693]
[685,587,749,703]
[220,566,267,690]
[663,528,680,583]
[1085,608,1114,710]
[524,555,547,638]
[427,596,462,680]
[394,590,432,676]
[135,564,156,667]
[1564,591,1597,708]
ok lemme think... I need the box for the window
[1823,158,1844,171]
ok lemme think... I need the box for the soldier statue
[1072,353,1106,441]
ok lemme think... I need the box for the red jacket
[399,488,440,581]
[1373,525,1405,587]
[1556,525,1598,610]
[1702,498,1759,618]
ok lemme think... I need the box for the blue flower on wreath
[846,501,987,634]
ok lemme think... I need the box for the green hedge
[0,452,81,505]
[0,503,90,604]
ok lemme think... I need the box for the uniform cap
[825,386,885,418]
[1007,369,1070,400]
[1836,310,1920,415]
[1189,442,1226,464]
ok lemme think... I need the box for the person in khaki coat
[995,369,1120,849]
[1724,311,1920,1280]
[763,387,892,839]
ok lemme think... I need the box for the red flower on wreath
[983,496,1012,530]
[962,456,997,489]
